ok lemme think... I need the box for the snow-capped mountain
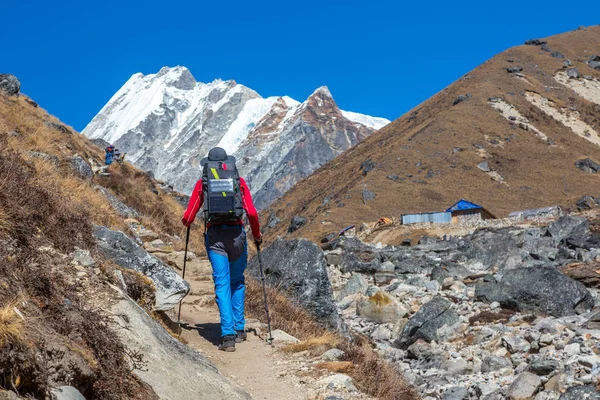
[83,66,390,208]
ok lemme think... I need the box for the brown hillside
[264,26,600,242]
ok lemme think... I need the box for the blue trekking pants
[205,225,247,337]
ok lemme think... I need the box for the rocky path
[167,258,313,400]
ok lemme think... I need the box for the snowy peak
[83,66,391,208]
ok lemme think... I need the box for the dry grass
[315,361,354,374]
[0,301,25,348]
[245,278,418,400]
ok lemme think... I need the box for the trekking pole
[256,244,274,344]
[177,226,191,325]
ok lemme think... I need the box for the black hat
[200,147,236,167]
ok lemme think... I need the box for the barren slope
[265,26,600,241]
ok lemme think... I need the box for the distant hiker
[104,145,115,166]
[113,148,121,162]
[181,147,262,352]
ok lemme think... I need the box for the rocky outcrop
[393,296,460,349]
[93,225,189,310]
[82,67,389,209]
[247,238,342,330]
[109,286,251,399]
[475,267,593,317]
[0,74,20,96]
[95,186,139,218]
[70,155,93,180]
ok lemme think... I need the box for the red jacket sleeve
[182,179,204,227]
[240,178,261,239]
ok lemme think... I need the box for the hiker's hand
[254,235,263,247]
[181,217,192,227]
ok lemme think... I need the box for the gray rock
[530,360,559,376]
[558,385,600,399]
[336,274,368,300]
[508,372,542,399]
[359,158,376,176]
[482,355,513,372]
[507,66,524,73]
[453,93,472,106]
[442,358,473,375]
[45,121,70,134]
[362,189,376,202]
[95,186,139,218]
[70,155,93,180]
[50,386,86,400]
[525,39,547,46]
[321,348,345,361]
[551,51,565,59]
[357,291,406,324]
[270,329,300,343]
[93,225,189,310]
[28,151,59,165]
[442,387,469,400]
[575,158,600,174]
[0,390,18,400]
[547,216,589,245]
[502,335,531,353]
[393,296,460,349]
[71,248,96,267]
[317,374,357,392]
[475,267,593,317]
[247,238,342,330]
[475,383,501,399]
[535,392,559,400]
[288,216,307,233]
[478,161,491,172]
[567,68,580,79]
[0,74,20,96]
[564,59,573,67]
[576,196,597,211]
[110,286,251,399]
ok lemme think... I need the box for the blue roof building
[446,199,496,222]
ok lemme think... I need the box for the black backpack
[201,153,244,224]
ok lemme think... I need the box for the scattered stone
[567,68,580,79]
[563,59,572,67]
[267,213,280,229]
[362,189,376,202]
[453,93,472,106]
[442,358,473,376]
[507,66,524,73]
[502,335,532,353]
[0,74,20,96]
[71,248,96,267]
[508,372,542,400]
[336,274,368,300]
[478,161,491,172]
[530,359,558,376]
[541,43,551,52]
[95,186,139,218]
[551,51,565,59]
[27,151,59,165]
[575,158,600,173]
[70,155,93,180]
[357,291,407,324]
[317,374,357,392]
[50,386,86,400]
[321,348,345,362]
[45,121,70,134]
[482,355,513,372]
[558,385,600,399]
[525,39,547,46]
[576,195,597,211]
[442,386,469,400]
[288,216,307,233]
[387,174,399,181]
[394,296,460,349]
[270,329,299,344]
[370,325,392,341]
[359,159,376,176]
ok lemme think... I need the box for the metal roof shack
[446,199,496,223]
[401,211,452,225]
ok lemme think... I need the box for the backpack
[202,157,244,224]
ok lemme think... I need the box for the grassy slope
[264,26,600,242]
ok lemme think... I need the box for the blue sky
[2,1,598,131]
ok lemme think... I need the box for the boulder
[247,238,342,330]
[317,374,356,392]
[551,51,565,59]
[576,195,598,211]
[50,386,86,400]
[336,274,368,301]
[442,387,469,400]
[393,296,460,349]
[453,93,472,106]
[321,348,345,361]
[529,360,558,376]
[482,355,513,372]
[547,216,589,245]
[508,372,542,399]
[95,186,139,219]
[70,155,93,180]
[93,225,190,310]
[478,161,491,172]
[0,74,20,96]
[288,216,307,233]
[441,358,473,376]
[270,329,299,344]
[45,121,70,134]
[27,151,59,165]
[558,385,600,399]
[356,291,407,324]
[567,68,580,79]
[109,286,251,400]
[575,158,600,173]
[475,267,593,317]
[525,39,547,45]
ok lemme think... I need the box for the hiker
[181,147,262,352]
[104,145,115,166]
[113,148,121,163]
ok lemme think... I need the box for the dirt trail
[167,259,313,400]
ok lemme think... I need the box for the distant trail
[171,260,311,400]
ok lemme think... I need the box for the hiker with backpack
[181,147,262,352]
[105,145,115,165]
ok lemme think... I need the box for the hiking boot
[235,330,247,343]
[218,335,236,352]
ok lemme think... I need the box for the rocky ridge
[82,66,389,209]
